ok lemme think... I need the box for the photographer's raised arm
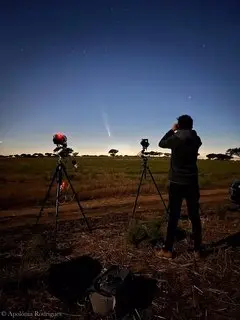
[159,130,178,149]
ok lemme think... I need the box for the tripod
[130,155,169,222]
[35,156,91,238]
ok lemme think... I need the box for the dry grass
[0,206,239,319]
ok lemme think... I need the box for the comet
[102,111,111,137]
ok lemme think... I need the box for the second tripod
[35,157,91,238]
[130,154,169,222]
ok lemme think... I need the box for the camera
[138,139,152,159]
[140,139,150,151]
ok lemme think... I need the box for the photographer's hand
[171,123,179,131]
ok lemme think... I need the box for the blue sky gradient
[0,0,239,156]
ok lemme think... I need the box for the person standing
[157,115,202,259]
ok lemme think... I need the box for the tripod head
[53,145,74,159]
[53,133,78,168]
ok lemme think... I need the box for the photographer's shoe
[155,249,173,259]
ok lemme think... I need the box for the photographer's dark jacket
[159,129,202,185]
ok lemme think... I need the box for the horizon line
[1,153,239,161]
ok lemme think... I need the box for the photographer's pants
[165,182,202,252]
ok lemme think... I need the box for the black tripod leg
[35,170,57,226]
[130,168,146,221]
[55,179,61,239]
[63,166,92,232]
[147,167,169,215]
[131,309,142,320]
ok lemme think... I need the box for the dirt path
[0,188,229,229]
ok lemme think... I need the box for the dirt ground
[0,188,229,229]
[0,189,240,319]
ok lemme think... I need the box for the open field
[0,157,240,210]
[0,157,240,319]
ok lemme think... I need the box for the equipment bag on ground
[88,265,157,319]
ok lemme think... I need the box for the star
[202,44,206,48]
[188,95,192,100]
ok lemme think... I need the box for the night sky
[0,0,239,156]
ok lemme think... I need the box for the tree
[108,149,118,157]
[206,153,217,160]
[226,148,240,158]
[217,154,232,160]
[45,153,52,157]
[210,153,232,161]
[164,153,171,157]
[149,151,156,156]
[147,151,162,157]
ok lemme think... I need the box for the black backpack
[47,256,102,304]
[88,265,157,319]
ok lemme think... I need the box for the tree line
[206,148,240,160]
[0,147,239,160]
[108,149,172,157]
[0,152,79,158]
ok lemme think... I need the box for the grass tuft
[127,217,167,247]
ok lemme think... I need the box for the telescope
[52,133,74,160]
[53,133,67,147]
[35,133,91,238]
